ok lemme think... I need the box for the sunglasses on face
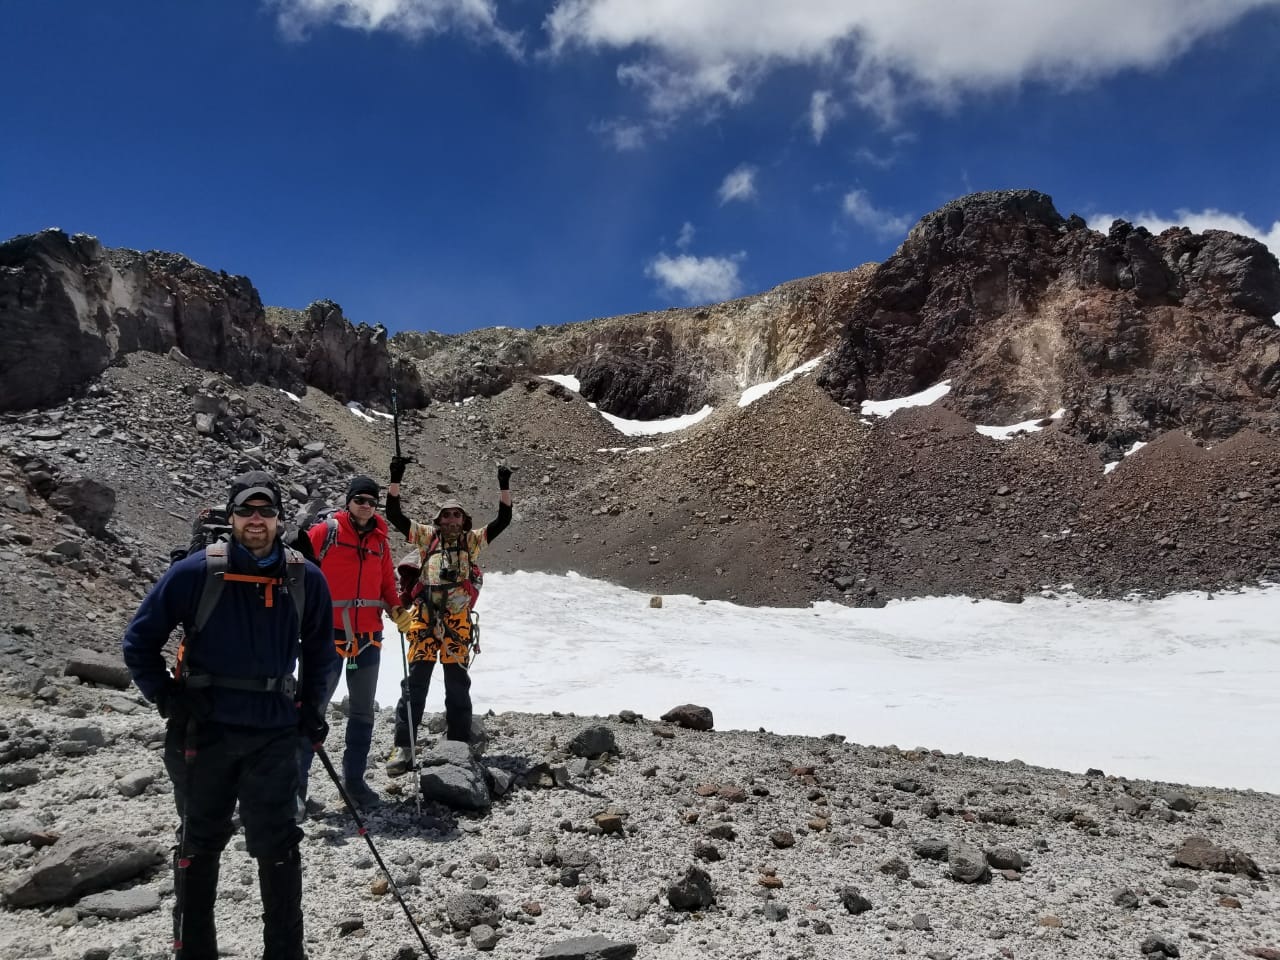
[350,495,378,507]
[439,510,464,519]
[232,504,279,518]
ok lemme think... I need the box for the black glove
[298,701,329,747]
[497,464,516,490]
[389,456,410,484]
[156,679,210,725]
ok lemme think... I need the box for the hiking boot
[385,746,412,778]
[343,778,382,810]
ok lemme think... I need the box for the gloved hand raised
[298,701,329,748]
[156,678,211,725]
[390,605,415,632]
[497,464,516,490]
[389,456,410,484]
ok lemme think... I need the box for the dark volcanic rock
[817,189,1280,450]
[0,229,301,411]
[574,330,712,419]
[661,704,714,731]
[0,230,423,412]
[46,477,115,538]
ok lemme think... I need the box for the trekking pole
[313,745,437,960]
[397,627,421,816]
[172,715,198,959]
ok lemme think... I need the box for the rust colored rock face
[817,190,1280,452]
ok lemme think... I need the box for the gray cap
[227,470,282,510]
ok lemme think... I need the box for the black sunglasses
[232,504,279,518]
[350,495,379,507]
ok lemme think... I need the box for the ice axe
[391,384,413,467]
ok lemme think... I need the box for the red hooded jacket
[309,510,399,637]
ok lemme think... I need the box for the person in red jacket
[297,475,412,812]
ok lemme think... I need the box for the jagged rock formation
[0,230,423,413]
[817,190,1280,456]
[394,267,875,417]
[267,300,425,406]
[0,229,301,411]
[6,192,1280,611]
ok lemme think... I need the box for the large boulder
[46,478,116,538]
[3,830,163,907]
[417,739,491,811]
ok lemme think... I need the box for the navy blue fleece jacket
[122,541,337,728]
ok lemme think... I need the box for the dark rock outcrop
[395,267,876,416]
[0,230,423,412]
[817,190,1280,452]
[0,229,300,411]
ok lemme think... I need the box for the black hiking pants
[165,720,305,960]
[393,658,472,746]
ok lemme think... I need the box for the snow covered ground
[373,573,1280,795]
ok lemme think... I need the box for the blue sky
[3,1,1278,336]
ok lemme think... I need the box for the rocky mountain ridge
[4,192,1280,958]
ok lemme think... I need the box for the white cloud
[270,0,521,52]
[808,89,840,143]
[647,251,745,303]
[544,1,1280,120]
[676,221,696,249]
[842,188,913,239]
[718,164,757,204]
[1087,208,1280,262]
[592,118,649,151]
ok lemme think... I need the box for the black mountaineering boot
[258,846,306,960]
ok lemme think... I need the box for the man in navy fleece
[123,471,336,960]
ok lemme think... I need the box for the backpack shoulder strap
[282,546,307,625]
[196,542,307,633]
[315,516,341,563]
[194,542,229,633]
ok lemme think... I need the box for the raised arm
[385,456,412,539]
[485,465,514,542]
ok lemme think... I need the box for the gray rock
[948,841,991,883]
[445,891,500,931]
[470,923,499,951]
[914,838,949,861]
[487,766,514,797]
[567,724,617,759]
[985,847,1027,871]
[66,726,107,748]
[538,934,638,960]
[0,814,46,844]
[63,649,132,690]
[3,830,163,907]
[1113,887,1140,909]
[76,886,161,919]
[115,771,156,798]
[839,886,873,915]
[0,766,40,791]
[47,478,116,538]
[418,740,491,811]
[764,900,789,921]
[667,865,715,911]
[1139,933,1180,957]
